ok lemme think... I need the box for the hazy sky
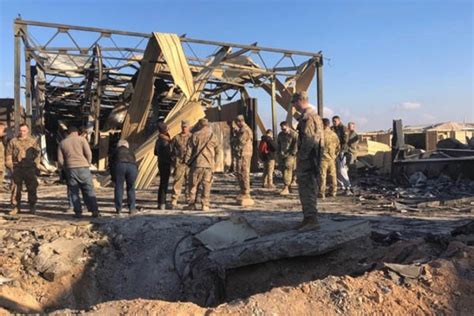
[0,0,472,131]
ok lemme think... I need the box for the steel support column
[316,56,324,116]
[14,23,21,132]
[271,76,277,138]
[25,50,32,129]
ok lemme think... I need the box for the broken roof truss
[13,18,324,188]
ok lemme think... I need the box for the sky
[0,0,472,132]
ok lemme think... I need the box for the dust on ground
[0,172,473,315]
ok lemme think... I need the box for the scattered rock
[0,286,42,313]
[34,237,86,281]
[384,263,422,279]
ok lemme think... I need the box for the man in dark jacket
[259,129,277,188]
[154,122,172,210]
[110,139,138,215]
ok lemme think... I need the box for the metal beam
[25,49,32,129]
[271,75,277,138]
[316,56,324,116]
[15,18,321,58]
[14,23,22,132]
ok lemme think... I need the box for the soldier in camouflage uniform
[332,115,352,195]
[277,121,298,195]
[170,120,192,207]
[185,118,219,211]
[347,121,359,179]
[5,124,40,215]
[292,92,324,230]
[319,118,340,199]
[234,115,254,206]
[0,123,6,190]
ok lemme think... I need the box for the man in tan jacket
[292,92,324,230]
[234,115,254,206]
[170,120,192,207]
[6,124,40,215]
[185,118,219,211]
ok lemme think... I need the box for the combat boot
[170,199,178,210]
[184,204,196,210]
[279,186,290,196]
[240,197,254,207]
[9,207,19,215]
[343,189,353,196]
[29,205,36,215]
[297,217,320,231]
[318,192,326,199]
[330,191,337,198]
[202,205,210,212]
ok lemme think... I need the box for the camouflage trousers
[296,158,318,220]
[0,163,4,187]
[171,161,189,203]
[279,156,296,186]
[235,155,251,196]
[187,167,213,207]
[11,167,38,208]
[262,159,275,187]
[319,158,337,195]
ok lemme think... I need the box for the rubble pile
[357,173,474,214]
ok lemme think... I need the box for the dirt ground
[0,172,473,315]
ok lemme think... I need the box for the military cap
[198,118,209,126]
[291,91,309,103]
[181,120,190,126]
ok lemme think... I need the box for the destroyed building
[11,18,324,188]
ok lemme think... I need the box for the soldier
[347,122,359,165]
[234,114,254,206]
[170,120,192,208]
[319,118,340,199]
[185,118,219,211]
[6,123,40,215]
[332,115,352,195]
[292,92,324,230]
[0,123,6,191]
[154,122,172,210]
[258,129,277,189]
[277,121,298,195]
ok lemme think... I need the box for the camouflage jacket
[170,132,191,164]
[185,126,219,170]
[5,136,40,170]
[331,124,349,152]
[297,107,324,161]
[347,131,359,156]
[321,128,340,161]
[0,139,4,165]
[277,130,298,159]
[235,123,253,158]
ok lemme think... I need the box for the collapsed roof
[13,18,324,188]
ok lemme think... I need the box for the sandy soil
[0,172,473,315]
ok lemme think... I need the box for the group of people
[153,114,254,212]
[259,109,358,200]
[0,90,358,230]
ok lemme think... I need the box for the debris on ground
[0,173,473,314]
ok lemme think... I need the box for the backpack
[258,139,269,159]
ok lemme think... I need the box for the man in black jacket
[154,122,172,210]
[259,129,277,189]
[110,139,138,215]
